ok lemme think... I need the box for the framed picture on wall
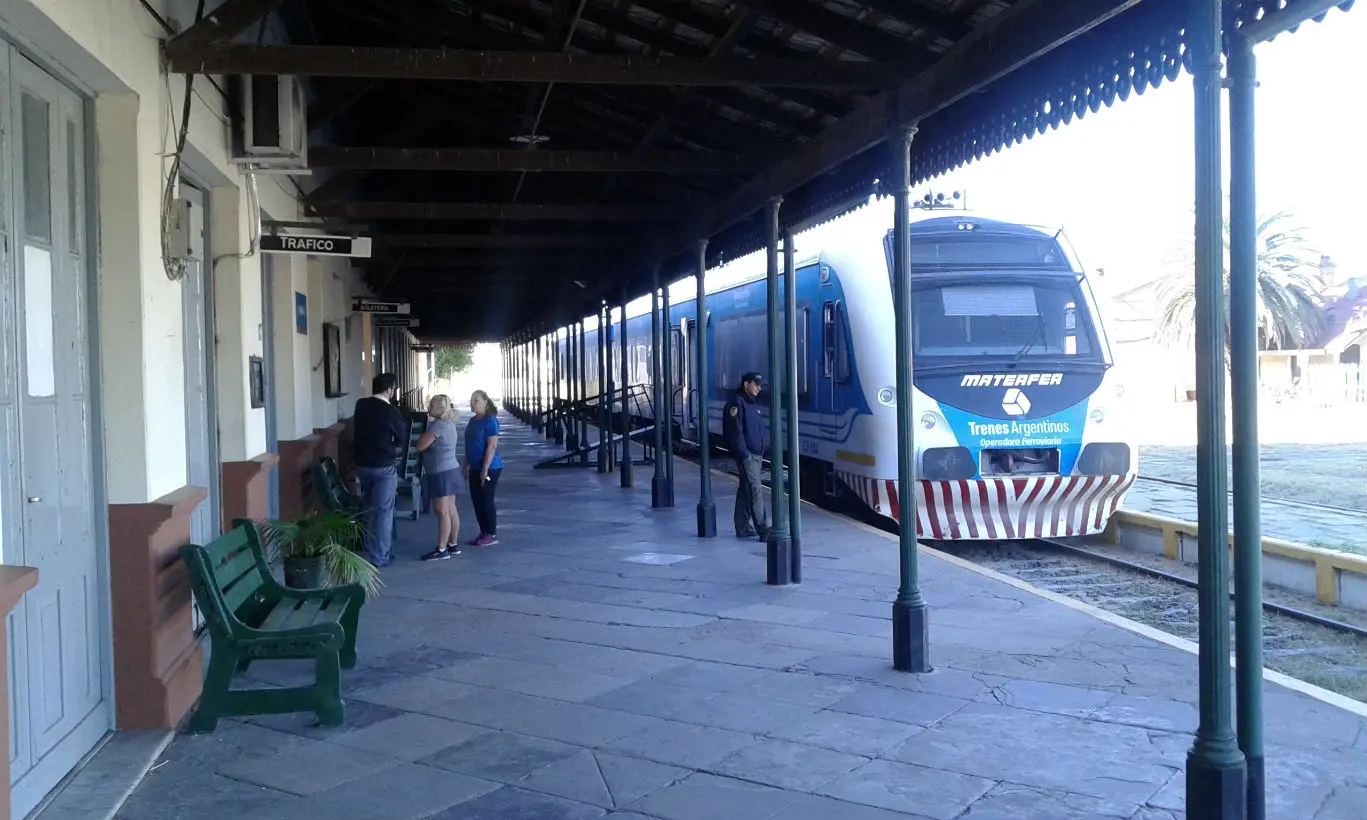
[324,322,344,398]
[295,292,308,335]
[248,355,266,409]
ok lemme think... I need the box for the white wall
[3,0,367,501]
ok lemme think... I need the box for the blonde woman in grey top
[415,394,465,561]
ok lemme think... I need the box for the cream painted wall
[6,0,373,501]
[4,0,299,503]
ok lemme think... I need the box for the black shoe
[421,548,453,561]
[737,530,758,539]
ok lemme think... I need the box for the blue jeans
[356,464,398,564]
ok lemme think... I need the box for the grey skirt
[424,468,466,499]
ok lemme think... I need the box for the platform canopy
[165,0,1353,340]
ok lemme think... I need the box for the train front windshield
[912,279,1101,364]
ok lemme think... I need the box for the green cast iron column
[1187,0,1248,815]
[652,271,670,506]
[662,276,676,506]
[890,125,930,673]
[553,327,563,445]
[566,323,579,451]
[543,328,550,433]
[543,328,551,434]
[1229,31,1266,820]
[597,306,610,473]
[764,196,792,585]
[783,230,802,581]
[620,292,634,488]
[696,240,717,537]
[578,319,589,463]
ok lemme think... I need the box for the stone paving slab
[116,421,1367,820]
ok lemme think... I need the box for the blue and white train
[557,212,1137,540]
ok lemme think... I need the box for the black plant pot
[284,556,325,589]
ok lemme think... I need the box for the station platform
[117,421,1367,820]
[1123,478,1367,555]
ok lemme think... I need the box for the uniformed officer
[723,372,770,540]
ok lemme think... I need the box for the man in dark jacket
[352,373,407,566]
[723,372,770,539]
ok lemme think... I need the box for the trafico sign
[260,234,373,258]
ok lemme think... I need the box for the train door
[818,268,846,496]
[680,318,697,439]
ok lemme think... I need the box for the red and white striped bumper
[839,473,1136,540]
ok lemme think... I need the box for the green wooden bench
[314,456,360,514]
[178,519,364,733]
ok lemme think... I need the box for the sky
[901,5,1367,288]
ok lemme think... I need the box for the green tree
[435,344,475,379]
[1153,211,1326,352]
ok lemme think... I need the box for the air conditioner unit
[233,74,308,172]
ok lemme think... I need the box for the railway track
[676,444,1367,702]
[1134,473,1365,516]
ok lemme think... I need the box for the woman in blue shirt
[462,390,504,547]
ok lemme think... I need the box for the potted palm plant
[259,511,383,598]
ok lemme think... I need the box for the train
[554,210,1137,540]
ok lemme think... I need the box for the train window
[822,304,835,378]
[833,302,851,383]
[797,307,810,396]
[671,328,684,387]
[915,282,1095,359]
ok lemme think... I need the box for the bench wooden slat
[221,569,265,615]
[203,527,252,567]
[214,548,260,598]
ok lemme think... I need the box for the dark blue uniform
[723,392,767,458]
[724,390,770,538]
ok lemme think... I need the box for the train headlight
[878,387,896,406]
[1089,407,1106,424]
[920,412,938,429]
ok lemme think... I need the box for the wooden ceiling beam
[309,147,748,173]
[309,202,677,221]
[163,0,283,58]
[375,233,643,250]
[167,45,892,89]
[728,0,932,63]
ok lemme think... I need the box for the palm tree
[1153,212,1326,353]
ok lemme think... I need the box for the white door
[180,182,217,632]
[0,48,110,818]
